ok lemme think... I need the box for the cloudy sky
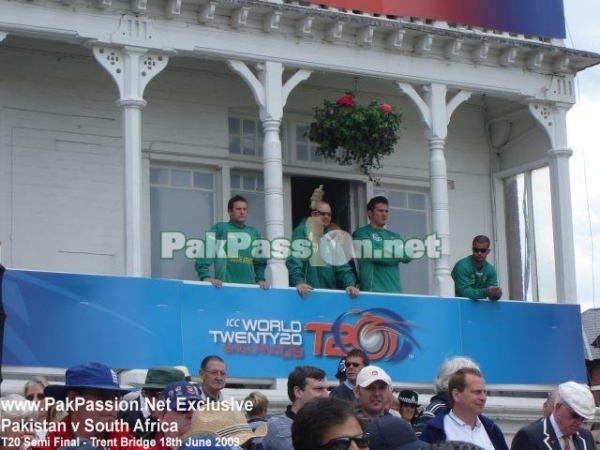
[564,0,600,312]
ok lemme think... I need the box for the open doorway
[291,177,353,232]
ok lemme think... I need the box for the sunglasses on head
[345,362,361,368]
[319,433,370,450]
[472,247,489,254]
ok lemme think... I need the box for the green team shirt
[286,218,357,290]
[195,221,266,284]
[352,224,410,293]
[451,255,500,300]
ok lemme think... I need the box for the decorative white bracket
[93,46,168,100]
[227,60,311,122]
[357,26,374,46]
[472,43,489,62]
[231,7,249,28]
[199,2,217,22]
[414,34,433,54]
[444,39,462,59]
[386,29,405,51]
[263,11,282,32]
[166,0,182,18]
[397,82,471,139]
[295,16,313,37]
[326,21,344,42]
[500,47,518,66]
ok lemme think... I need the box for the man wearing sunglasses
[330,349,370,402]
[292,397,369,450]
[510,381,595,450]
[451,235,502,300]
[287,198,359,299]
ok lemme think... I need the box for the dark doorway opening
[291,177,351,232]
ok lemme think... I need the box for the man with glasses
[330,349,370,402]
[33,362,144,450]
[198,355,226,403]
[510,381,595,450]
[287,198,359,299]
[451,235,502,300]
[263,366,330,450]
[118,366,186,439]
[292,397,369,450]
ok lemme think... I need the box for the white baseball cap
[356,365,392,387]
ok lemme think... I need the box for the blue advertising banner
[1,269,586,385]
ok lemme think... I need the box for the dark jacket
[420,407,508,450]
[414,392,450,437]
[510,416,595,450]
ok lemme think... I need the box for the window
[296,124,335,163]
[228,117,264,157]
[231,171,266,237]
[150,167,214,281]
[374,188,430,295]
[504,167,556,301]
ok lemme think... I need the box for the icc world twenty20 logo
[305,308,421,362]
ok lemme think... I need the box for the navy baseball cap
[162,381,201,411]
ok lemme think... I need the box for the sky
[564,0,600,312]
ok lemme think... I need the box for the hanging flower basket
[306,93,401,183]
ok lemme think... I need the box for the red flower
[380,103,392,114]
[337,94,355,107]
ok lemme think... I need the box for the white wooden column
[228,60,311,287]
[93,45,168,276]
[397,82,471,297]
[529,101,576,304]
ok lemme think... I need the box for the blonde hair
[244,391,269,417]
[23,376,48,397]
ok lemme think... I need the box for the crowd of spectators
[1,352,594,450]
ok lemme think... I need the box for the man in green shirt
[352,196,411,293]
[287,200,359,299]
[451,235,502,300]
[195,195,269,289]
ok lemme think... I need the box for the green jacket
[352,224,410,293]
[195,221,266,284]
[287,218,357,290]
[451,255,500,300]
